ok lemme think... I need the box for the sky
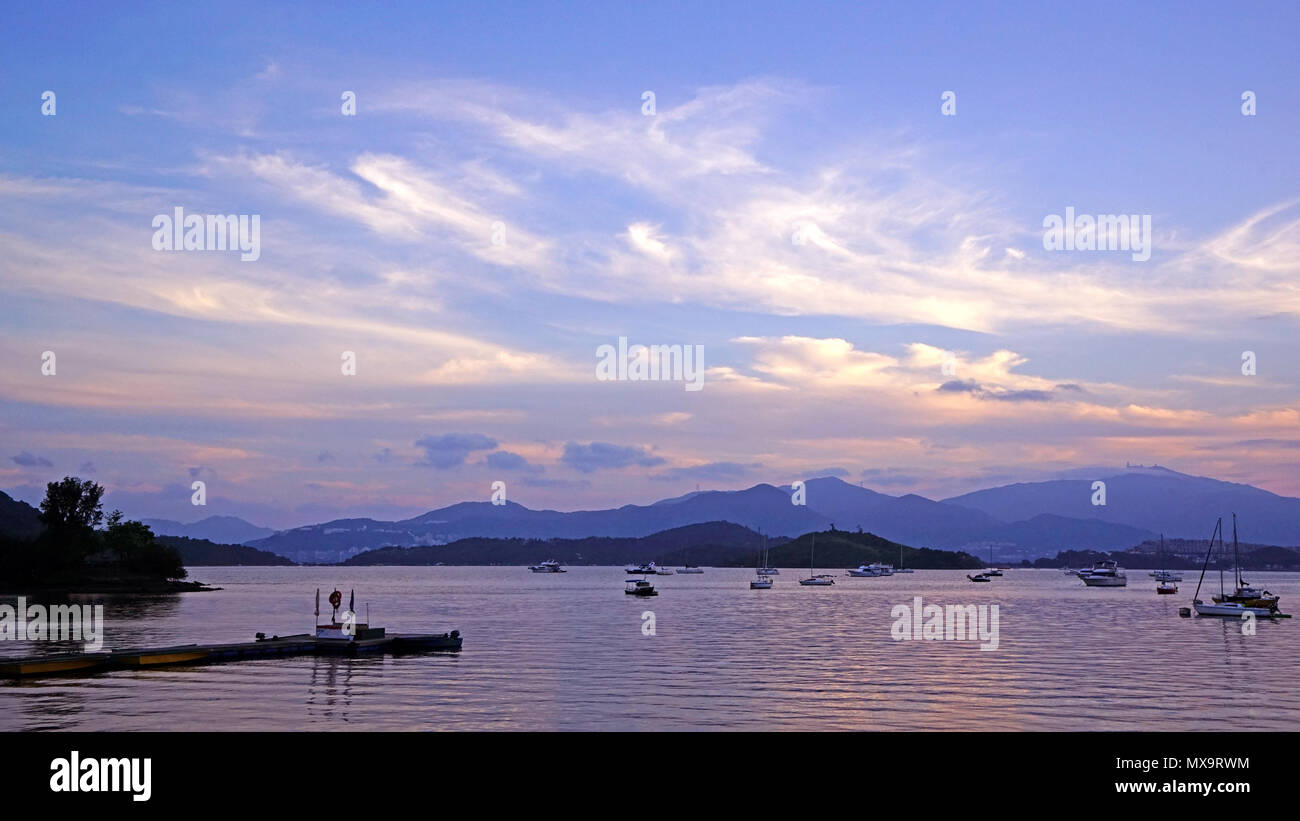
[1,1,1298,528]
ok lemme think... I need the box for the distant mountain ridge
[9,465,1298,564]
[142,516,275,545]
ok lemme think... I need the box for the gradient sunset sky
[2,2,1298,528]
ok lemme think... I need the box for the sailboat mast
[1232,513,1240,589]
[1191,518,1220,603]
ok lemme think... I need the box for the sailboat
[983,545,1002,576]
[751,535,773,589]
[894,543,914,573]
[1191,517,1277,617]
[756,533,779,575]
[1154,535,1178,594]
[1210,514,1279,610]
[799,533,834,586]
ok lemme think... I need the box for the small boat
[1157,581,1178,595]
[655,567,674,575]
[799,575,835,586]
[1150,570,1183,581]
[625,562,659,574]
[799,534,834,585]
[754,534,779,576]
[1079,560,1127,587]
[894,545,914,572]
[528,560,566,573]
[967,573,992,583]
[677,565,704,574]
[1193,600,1277,617]
[625,578,658,596]
[847,564,881,577]
[750,574,773,590]
[982,546,1002,576]
[0,653,112,678]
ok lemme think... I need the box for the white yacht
[528,560,566,573]
[625,562,659,574]
[677,565,704,574]
[1079,560,1127,587]
[847,564,881,577]
[750,574,773,590]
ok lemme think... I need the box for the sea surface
[2,566,1298,731]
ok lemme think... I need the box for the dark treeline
[342,522,985,569]
[0,477,191,591]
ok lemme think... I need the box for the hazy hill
[944,465,1300,545]
[142,515,275,545]
[154,535,295,566]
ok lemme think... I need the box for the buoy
[1178,607,1191,618]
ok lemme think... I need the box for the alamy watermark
[0,597,104,651]
[891,596,999,650]
[596,336,704,391]
[152,207,261,261]
[1043,206,1151,262]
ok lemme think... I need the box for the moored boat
[967,573,992,583]
[528,560,566,573]
[625,578,658,596]
[1079,561,1127,587]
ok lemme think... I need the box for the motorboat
[624,578,658,596]
[1079,561,1127,587]
[625,562,659,574]
[1150,570,1183,582]
[1157,580,1178,595]
[677,565,704,574]
[528,560,566,573]
[847,564,881,577]
[983,568,1004,577]
[967,573,992,583]
[750,574,773,590]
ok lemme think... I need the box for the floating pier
[0,630,462,679]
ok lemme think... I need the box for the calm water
[2,567,1298,731]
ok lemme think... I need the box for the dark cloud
[936,380,1054,402]
[415,433,498,469]
[188,465,218,479]
[561,441,665,473]
[317,451,336,463]
[373,448,394,463]
[11,452,53,468]
[483,450,543,473]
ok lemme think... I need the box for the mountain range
[6,465,1299,565]
[241,465,1299,563]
